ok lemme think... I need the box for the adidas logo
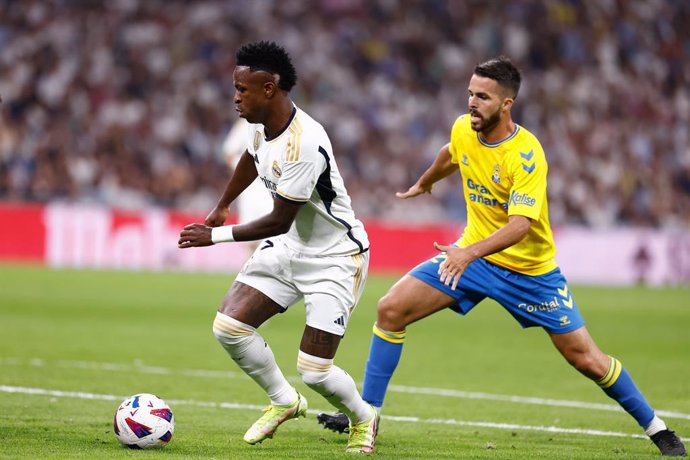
[333,316,345,326]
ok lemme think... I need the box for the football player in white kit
[178,41,378,454]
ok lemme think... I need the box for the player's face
[467,75,509,134]
[233,66,272,124]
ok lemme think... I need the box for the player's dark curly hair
[236,41,297,92]
[474,56,521,99]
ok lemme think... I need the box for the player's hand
[178,223,214,248]
[396,183,431,199]
[434,242,473,290]
[205,206,230,227]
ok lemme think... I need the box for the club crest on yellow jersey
[492,164,501,184]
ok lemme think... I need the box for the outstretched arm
[434,215,532,289]
[397,143,457,199]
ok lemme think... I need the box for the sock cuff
[596,356,622,389]
[212,312,255,337]
[372,323,406,344]
[644,415,667,436]
[297,351,333,374]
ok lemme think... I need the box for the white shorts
[235,238,369,336]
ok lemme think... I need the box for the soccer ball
[113,393,175,449]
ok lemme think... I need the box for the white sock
[644,415,667,437]
[297,351,371,424]
[213,312,297,406]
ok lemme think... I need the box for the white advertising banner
[554,228,690,286]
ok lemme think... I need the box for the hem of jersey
[481,255,559,277]
[276,193,308,205]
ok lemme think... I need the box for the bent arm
[435,215,532,289]
[218,151,258,208]
[231,198,300,241]
[397,143,458,198]
[204,150,259,227]
[178,197,301,248]
[460,214,532,260]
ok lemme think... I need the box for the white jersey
[246,106,368,257]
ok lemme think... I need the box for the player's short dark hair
[474,56,521,99]
[236,41,297,92]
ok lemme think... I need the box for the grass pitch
[0,264,688,459]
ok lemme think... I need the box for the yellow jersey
[448,114,557,275]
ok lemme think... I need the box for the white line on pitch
[2,357,689,421]
[2,385,688,443]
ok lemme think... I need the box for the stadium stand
[0,0,688,227]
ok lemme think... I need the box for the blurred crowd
[1,0,689,228]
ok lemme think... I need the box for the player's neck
[263,98,295,139]
[480,119,516,144]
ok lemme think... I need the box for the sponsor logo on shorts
[517,296,561,313]
[333,316,345,326]
[559,315,570,326]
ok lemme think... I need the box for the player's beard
[470,107,501,134]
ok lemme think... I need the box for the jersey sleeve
[506,141,548,221]
[275,136,327,204]
[447,115,467,164]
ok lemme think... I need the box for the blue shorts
[409,254,585,334]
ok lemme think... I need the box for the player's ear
[502,97,514,111]
[264,73,281,98]
[263,81,276,98]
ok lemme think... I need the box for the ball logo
[272,161,282,178]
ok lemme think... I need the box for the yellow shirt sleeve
[448,115,466,164]
[506,144,547,221]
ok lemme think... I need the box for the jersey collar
[477,124,520,148]
[264,106,297,141]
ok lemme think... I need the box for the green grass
[0,264,688,459]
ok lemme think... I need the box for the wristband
[211,225,236,243]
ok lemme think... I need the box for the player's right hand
[396,183,431,199]
[178,223,214,248]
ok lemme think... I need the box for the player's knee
[212,312,255,347]
[297,363,329,389]
[299,367,329,389]
[376,294,408,330]
[565,351,603,379]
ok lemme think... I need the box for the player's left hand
[178,223,214,248]
[434,242,474,290]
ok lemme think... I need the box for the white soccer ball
[113,393,175,449]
